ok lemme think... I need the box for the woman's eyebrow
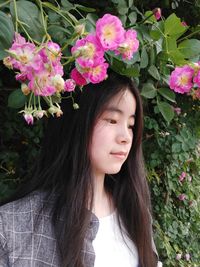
[104,106,135,118]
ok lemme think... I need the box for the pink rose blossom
[51,74,65,93]
[39,41,61,63]
[179,172,186,182]
[82,62,109,84]
[185,253,191,261]
[9,43,36,70]
[16,72,28,82]
[116,29,139,60]
[176,253,182,260]
[64,79,76,92]
[33,110,46,119]
[178,194,186,201]
[13,32,27,45]
[181,21,188,27]
[70,68,87,86]
[28,70,56,96]
[23,113,34,125]
[25,53,44,73]
[7,33,36,71]
[169,65,194,94]
[72,34,104,68]
[96,14,125,50]
[173,107,181,115]
[153,8,162,20]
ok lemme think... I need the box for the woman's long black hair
[1,71,157,267]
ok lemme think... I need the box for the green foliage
[0,11,14,59]
[144,97,200,266]
[8,89,27,108]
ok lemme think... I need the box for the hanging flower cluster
[3,33,75,123]
[71,13,139,85]
[169,63,200,99]
[3,14,139,124]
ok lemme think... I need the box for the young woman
[0,71,161,267]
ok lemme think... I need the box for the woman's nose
[116,126,132,144]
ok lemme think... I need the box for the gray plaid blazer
[0,191,159,267]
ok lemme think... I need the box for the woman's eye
[106,119,117,124]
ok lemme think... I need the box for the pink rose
[96,14,125,50]
[70,68,87,86]
[169,65,194,94]
[64,79,76,92]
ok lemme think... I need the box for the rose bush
[0,0,199,266]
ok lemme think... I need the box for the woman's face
[90,89,136,178]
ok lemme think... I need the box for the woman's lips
[110,152,127,159]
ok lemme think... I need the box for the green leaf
[140,47,148,68]
[157,101,174,123]
[61,0,74,9]
[158,88,176,103]
[121,65,140,77]
[150,21,164,41]
[118,7,129,15]
[8,89,27,109]
[119,15,127,25]
[141,83,157,99]
[144,11,156,23]
[178,39,200,59]
[128,0,133,8]
[85,13,98,32]
[169,50,187,65]
[148,65,160,80]
[10,0,45,42]
[150,29,161,41]
[48,25,71,41]
[164,13,186,37]
[110,57,126,74]
[172,143,182,153]
[149,46,156,65]
[163,37,186,65]
[75,4,96,12]
[128,11,137,24]
[0,11,14,59]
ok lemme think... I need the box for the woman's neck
[92,173,115,218]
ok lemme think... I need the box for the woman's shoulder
[0,190,47,214]
[0,190,55,227]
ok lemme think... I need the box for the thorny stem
[13,0,19,32]
[0,0,11,8]
[42,2,76,28]
[74,6,84,19]
[178,29,200,43]
[28,92,34,109]
[38,96,42,110]
[35,0,49,39]
[62,57,75,66]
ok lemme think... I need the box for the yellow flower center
[102,24,116,41]
[92,65,101,76]
[179,75,189,86]
[82,43,95,59]
[19,54,29,64]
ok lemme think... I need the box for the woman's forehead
[105,89,136,114]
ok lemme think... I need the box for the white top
[92,211,139,267]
